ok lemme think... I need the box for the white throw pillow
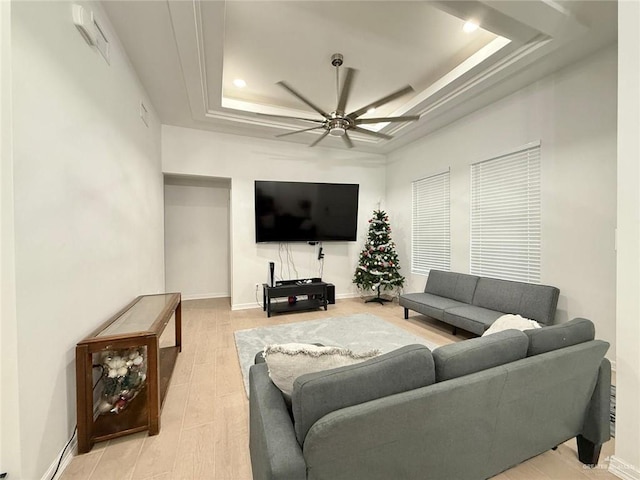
[263,343,380,398]
[483,314,541,337]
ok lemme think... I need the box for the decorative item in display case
[96,348,148,415]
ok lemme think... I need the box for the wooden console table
[75,293,181,453]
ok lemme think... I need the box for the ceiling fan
[263,53,420,148]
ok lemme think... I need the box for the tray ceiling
[102,0,617,153]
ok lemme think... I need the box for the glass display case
[75,293,182,453]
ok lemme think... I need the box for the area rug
[234,313,439,396]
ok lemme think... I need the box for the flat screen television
[255,180,359,243]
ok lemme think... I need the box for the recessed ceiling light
[463,21,479,33]
[233,78,247,88]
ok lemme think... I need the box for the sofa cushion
[425,270,479,303]
[263,343,380,399]
[442,305,504,335]
[291,344,435,445]
[399,292,468,321]
[432,330,529,381]
[525,318,595,356]
[472,277,560,325]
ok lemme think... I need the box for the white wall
[614,2,640,476]
[386,46,617,358]
[164,176,230,300]
[0,0,21,475]
[10,2,164,478]
[162,126,387,309]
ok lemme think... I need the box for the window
[412,171,450,275]
[470,142,541,283]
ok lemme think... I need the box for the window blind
[470,143,541,283]
[412,171,450,275]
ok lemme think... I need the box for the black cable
[280,242,288,279]
[286,244,294,279]
[278,243,285,282]
[92,364,105,389]
[49,363,104,480]
[255,284,263,309]
[50,425,77,480]
[288,243,299,279]
[318,242,324,279]
[48,360,130,479]
[282,242,288,279]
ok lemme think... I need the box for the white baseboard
[232,302,261,311]
[182,292,229,301]
[335,293,360,299]
[609,456,640,480]
[42,436,77,480]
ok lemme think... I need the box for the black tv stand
[263,279,329,317]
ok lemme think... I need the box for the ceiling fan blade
[308,130,330,147]
[336,68,356,114]
[352,126,393,140]
[341,131,354,149]
[257,112,325,124]
[276,126,326,138]
[348,85,415,120]
[277,81,330,119]
[354,115,420,125]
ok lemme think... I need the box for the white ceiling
[102,0,617,153]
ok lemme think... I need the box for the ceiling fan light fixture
[328,117,349,136]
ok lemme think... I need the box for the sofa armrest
[575,357,611,465]
[581,357,612,445]
[249,363,306,480]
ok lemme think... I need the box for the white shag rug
[234,313,439,396]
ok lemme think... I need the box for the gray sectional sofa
[249,318,611,480]
[399,270,560,335]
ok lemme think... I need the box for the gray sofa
[399,270,560,335]
[249,318,610,480]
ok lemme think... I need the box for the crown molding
[165,0,603,152]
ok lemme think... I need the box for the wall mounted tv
[255,180,359,243]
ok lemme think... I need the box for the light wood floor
[61,297,617,480]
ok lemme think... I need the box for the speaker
[268,262,275,287]
[326,283,335,304]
